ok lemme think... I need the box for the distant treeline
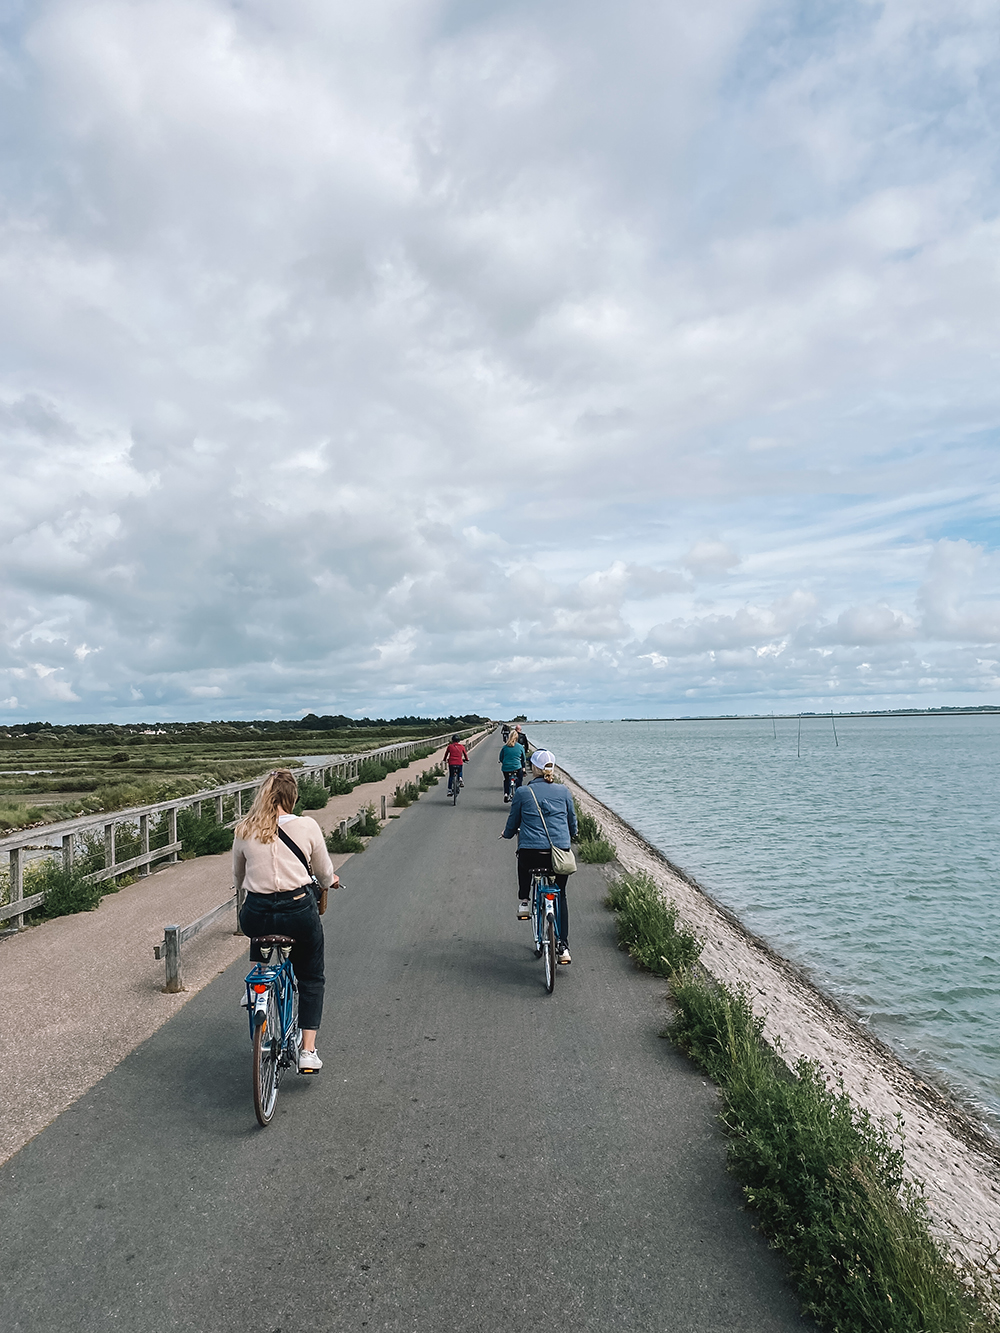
[0,713,489,741]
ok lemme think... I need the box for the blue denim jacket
[502,778,578,850]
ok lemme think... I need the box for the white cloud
[0,1,998,719]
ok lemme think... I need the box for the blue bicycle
[529,871,562,994]
[245,934,301,1126]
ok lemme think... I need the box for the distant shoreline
[529,707,1000,722]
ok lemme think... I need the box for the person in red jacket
[445,735,469,796]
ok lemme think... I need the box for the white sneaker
[557,946,572,965]
[298,1048,323,1074]
[517,900,531,919]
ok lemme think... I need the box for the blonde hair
[235,769,298,843]
[531,759,558,783]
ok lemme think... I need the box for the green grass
[604,869,998,1333]
[574,801,602,843]
[578,837,616,863]
[605,870,701,974]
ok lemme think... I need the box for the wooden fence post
[104,822,116,881]
[380,794,387,820]
[138,815,149,877]
[62,833,74,872]
[9,847,23,930]
[340,819,348,840]
[168,808,178,862]
[162,924,184,993]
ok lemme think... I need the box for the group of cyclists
[232,722,577,1076]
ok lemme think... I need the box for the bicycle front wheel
[252,988,281,1126]
[543,916,556,993]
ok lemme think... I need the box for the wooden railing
[0,726,489,929]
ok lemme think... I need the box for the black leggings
[516,848,570,945]
[239,888,326,1030]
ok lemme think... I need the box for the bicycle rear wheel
[253,987,281,1126]
[543,915,556,993]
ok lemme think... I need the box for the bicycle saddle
[254,934,296,947]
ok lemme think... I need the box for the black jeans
[239,888,326,1030]
[502,770,522,798]
[516,848,570,946]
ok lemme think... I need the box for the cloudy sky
[2,0,999,722]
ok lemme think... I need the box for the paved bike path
[0,743,814,1332]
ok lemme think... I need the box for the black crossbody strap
[277,826,312,876]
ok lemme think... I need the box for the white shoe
[557,946,572,965]
[298,1048,323,1074]
[517,900,531,919]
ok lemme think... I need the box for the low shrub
[356,760,389,785]
[28,859,104,919]
[356,804,381,837]
[417,767,437,791]
[326,775,354,795]
[578,837,616,863]
[393,781,420,808]
[296,780,329,810]
[177,808,235,857]
[325,827,365,855]
[605,870,702,975]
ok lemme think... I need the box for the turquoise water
[530,716,1000,1128]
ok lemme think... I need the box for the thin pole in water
[797,714,802,758]
[771,711,777,740]
[831,710,839,747]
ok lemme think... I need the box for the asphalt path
[0,742,814,1332]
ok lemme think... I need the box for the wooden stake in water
[831,710,839,747]
[797,714,802,758]
[771,712,777,740]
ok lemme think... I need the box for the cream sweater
[233,814,336,896]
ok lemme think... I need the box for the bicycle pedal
[517,911,530,920]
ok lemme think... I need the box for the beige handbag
[527,786,577,875]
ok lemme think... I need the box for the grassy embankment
[603,862,998,1333]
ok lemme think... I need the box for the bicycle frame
[530,871,562,993]
[245,946,297,1049]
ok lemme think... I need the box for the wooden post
[104,822,116,879]
[235,787,243,819]
[162,924,184,993]
[9,848,23,930]
[193,800,202,821]
[139,814,149,877]
[62,833,74,872]
[380,794,387,820]
[168,807,178,862]
[340,819,348,839]
[215,794,223,823]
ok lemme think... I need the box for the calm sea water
[530,716,1000,1128]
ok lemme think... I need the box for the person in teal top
[498,738,526,802]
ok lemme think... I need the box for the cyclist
[501,748,577,963]
[234,769,338,1073]
[501,723,511,742]
[445,734,469,797]
[498,732,526,802]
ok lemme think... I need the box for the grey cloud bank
[1,0,998,721]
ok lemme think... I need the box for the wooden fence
[0,727,489,929]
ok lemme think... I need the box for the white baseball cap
[530,748,556,769]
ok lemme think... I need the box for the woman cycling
[234,770,338,1073]
[501,748,577,964]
